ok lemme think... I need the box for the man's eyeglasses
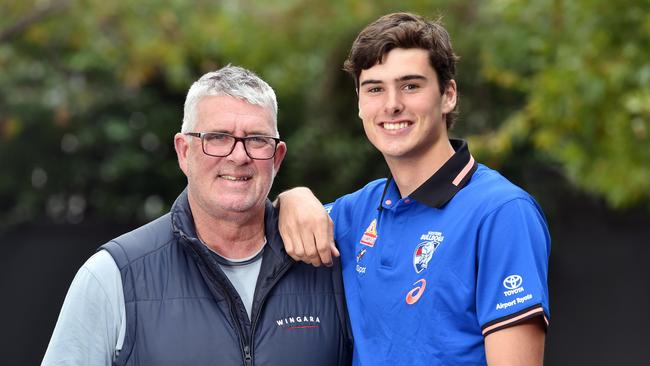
[184,132,281,160]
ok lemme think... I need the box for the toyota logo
[503,275,523,289]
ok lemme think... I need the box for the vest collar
[170,188,288,262]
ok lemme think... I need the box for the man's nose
[227,140,251,163]
[385,89,404,115]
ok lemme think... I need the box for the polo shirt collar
[379,139,477,209]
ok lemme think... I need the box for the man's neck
[191,202,267,260]
[386,138,455,197]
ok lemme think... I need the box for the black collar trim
[378,139,477,209]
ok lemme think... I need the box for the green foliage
[473,0,650,207]
[1,0,649,231]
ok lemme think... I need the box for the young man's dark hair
[343,12,460,128]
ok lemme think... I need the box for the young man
[278,12,550,365]
[42,66,352,366]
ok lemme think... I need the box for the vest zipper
[248,260,293,365]
[244,345,252,366]
[180,232,293,366]
[220,273,253,366]
[227,298,251,365]
[182,234,254,366]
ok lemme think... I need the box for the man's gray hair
[181,65,278,134]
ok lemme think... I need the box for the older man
[42,66,352,366]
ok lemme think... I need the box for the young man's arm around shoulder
[275,187,338,267]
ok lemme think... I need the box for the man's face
[357,48,456,164]
[175,95,286,218]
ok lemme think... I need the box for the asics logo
[405,279,427,305]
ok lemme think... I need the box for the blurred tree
[0,0,474,230]
[0,0,648,233]
[472,0,650,208]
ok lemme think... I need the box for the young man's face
[175,95,286,218]
[357,48,456,164]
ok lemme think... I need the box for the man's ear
[174,133,190,176]
[441,79,457,114]
[272,141,287,175]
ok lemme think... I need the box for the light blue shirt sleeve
[42,250,125,366]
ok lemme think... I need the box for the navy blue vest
[101,190,352,365]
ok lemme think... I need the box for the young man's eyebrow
[397,74,427,82]
[359,79,383,86]
[360,74,427,87]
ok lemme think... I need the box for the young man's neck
[386,138,455,197]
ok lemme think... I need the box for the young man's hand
[275,187,339,267]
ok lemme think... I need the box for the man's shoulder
[83,250,121,278]
[42,250,124,366]
[101,213,175,268]
[449,163,547,223]
[466,164,534,203]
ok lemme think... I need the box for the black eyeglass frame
[184,132,281,160]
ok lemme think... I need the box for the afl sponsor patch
[359,219,378,247]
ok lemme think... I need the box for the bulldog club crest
[413,231,444,273]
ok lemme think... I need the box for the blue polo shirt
[326,140,550,365]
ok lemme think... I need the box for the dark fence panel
[0,220,138,365]
[2,198,649,365]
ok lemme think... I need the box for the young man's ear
[441,79,457,114]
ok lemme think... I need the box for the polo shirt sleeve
[476,197,551,337]
[324,197,353,244]
[42,250,125,366]
[324,202,336,217]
